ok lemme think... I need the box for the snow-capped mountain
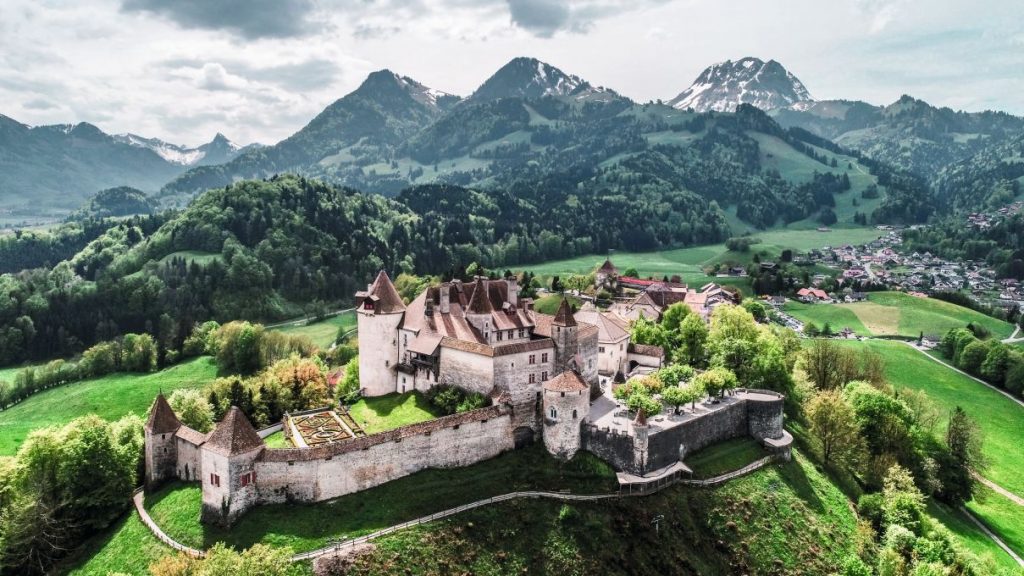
[113,132,255,167]
[669,57,813,113]
[389,73,461,112]
[468,57,612,102]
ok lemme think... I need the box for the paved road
[265,308,355,329]
[973,472,1024,507]
[900,341,1024,411]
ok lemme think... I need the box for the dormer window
[364,301,375,311]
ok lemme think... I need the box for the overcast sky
[2,0,1021,147]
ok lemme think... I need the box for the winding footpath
[134,455,779,563]
[959,506,1024,567]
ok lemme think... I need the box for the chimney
[507,276,518,308]
[439,283,450,314]
[425,299,434,317]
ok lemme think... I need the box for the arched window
[572,409,578,419]
[550,407,557,419]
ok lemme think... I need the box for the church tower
[355,271,406,397]
[552,297,578,374]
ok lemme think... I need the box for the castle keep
[145,271,789,526]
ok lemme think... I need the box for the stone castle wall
[254,405,514,505]
[175,437,203,482]
[437,347,494,395]
[583,391,786,475]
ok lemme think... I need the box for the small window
[210,473,220,487]
[560,391,565,397]
[240,471,255,487]
[497,331,503,341]
[529,354,535,365]
[519,329,525,338]
[599,346,605,353]
[542,371,548,381]
[572,409,578,419]
[385,360,389,367]
[550,407,557,418]
[529,373,536,384]
[508,330,513,339]
[542,353,548,363]
[364,301,375,311]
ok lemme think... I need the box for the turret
[552,297,578,373]
[465,277,493,342]
[542,371,589,460]
[144,393,181,489]
[632,408,650,474]
[355,270,406,397]
[200,407,265,527]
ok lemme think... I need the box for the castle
[144,271,789,527]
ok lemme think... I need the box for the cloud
[507,0,571,37]
[120,0,322,39]
[22,98,58,110]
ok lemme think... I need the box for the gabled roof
[204,407,264,456]
[361,270,406,313]
[146,394,181,434]
[543,370,589,392]
[573,308,628,342]
[553,297,577,326]
[599,259,618,273]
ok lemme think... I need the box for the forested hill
[158,59,926,230]
[773,95,1024,208]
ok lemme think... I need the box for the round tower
[551,297,578,374]
[542,371,590,460]
[355,271,406,397]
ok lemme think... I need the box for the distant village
[772,202,1024,313]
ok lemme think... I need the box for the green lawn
[59,512,170,576]
[784,300,871,335]
[156,250,222,267]
[532,293,581,315]
[262,430,292,448]
[146,445,617,554]
[0,356,218,456]
[787,292,1014,339]
[684,436,769,479]
[966,486,1024,558]
[271,311,356,349]
[514,227,883,287]
[346,392,444,434]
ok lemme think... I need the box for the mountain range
[0,116,256,216]
[2,56,1021,227]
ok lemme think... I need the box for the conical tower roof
[365,270,406,313]
[553,297,577,326]
[599,259,617,273]
[204,407,264,456]
[146,393,181,434]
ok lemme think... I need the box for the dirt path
[973,472,1024,506]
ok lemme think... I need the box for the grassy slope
[347,392,443,434]
[684,436,768,479]
[518,227,883,287]
[786,292,1014,339]
[270,311,356,349]
[146,445,617,553]
[837,340,1023,497]
[60,513,169,576]
[835,339,1024,558]
[927,500,1022,572]
[338,452,860,576]
[0,356,217,456]
[967,486,1024,557]
[785,300,871,335]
